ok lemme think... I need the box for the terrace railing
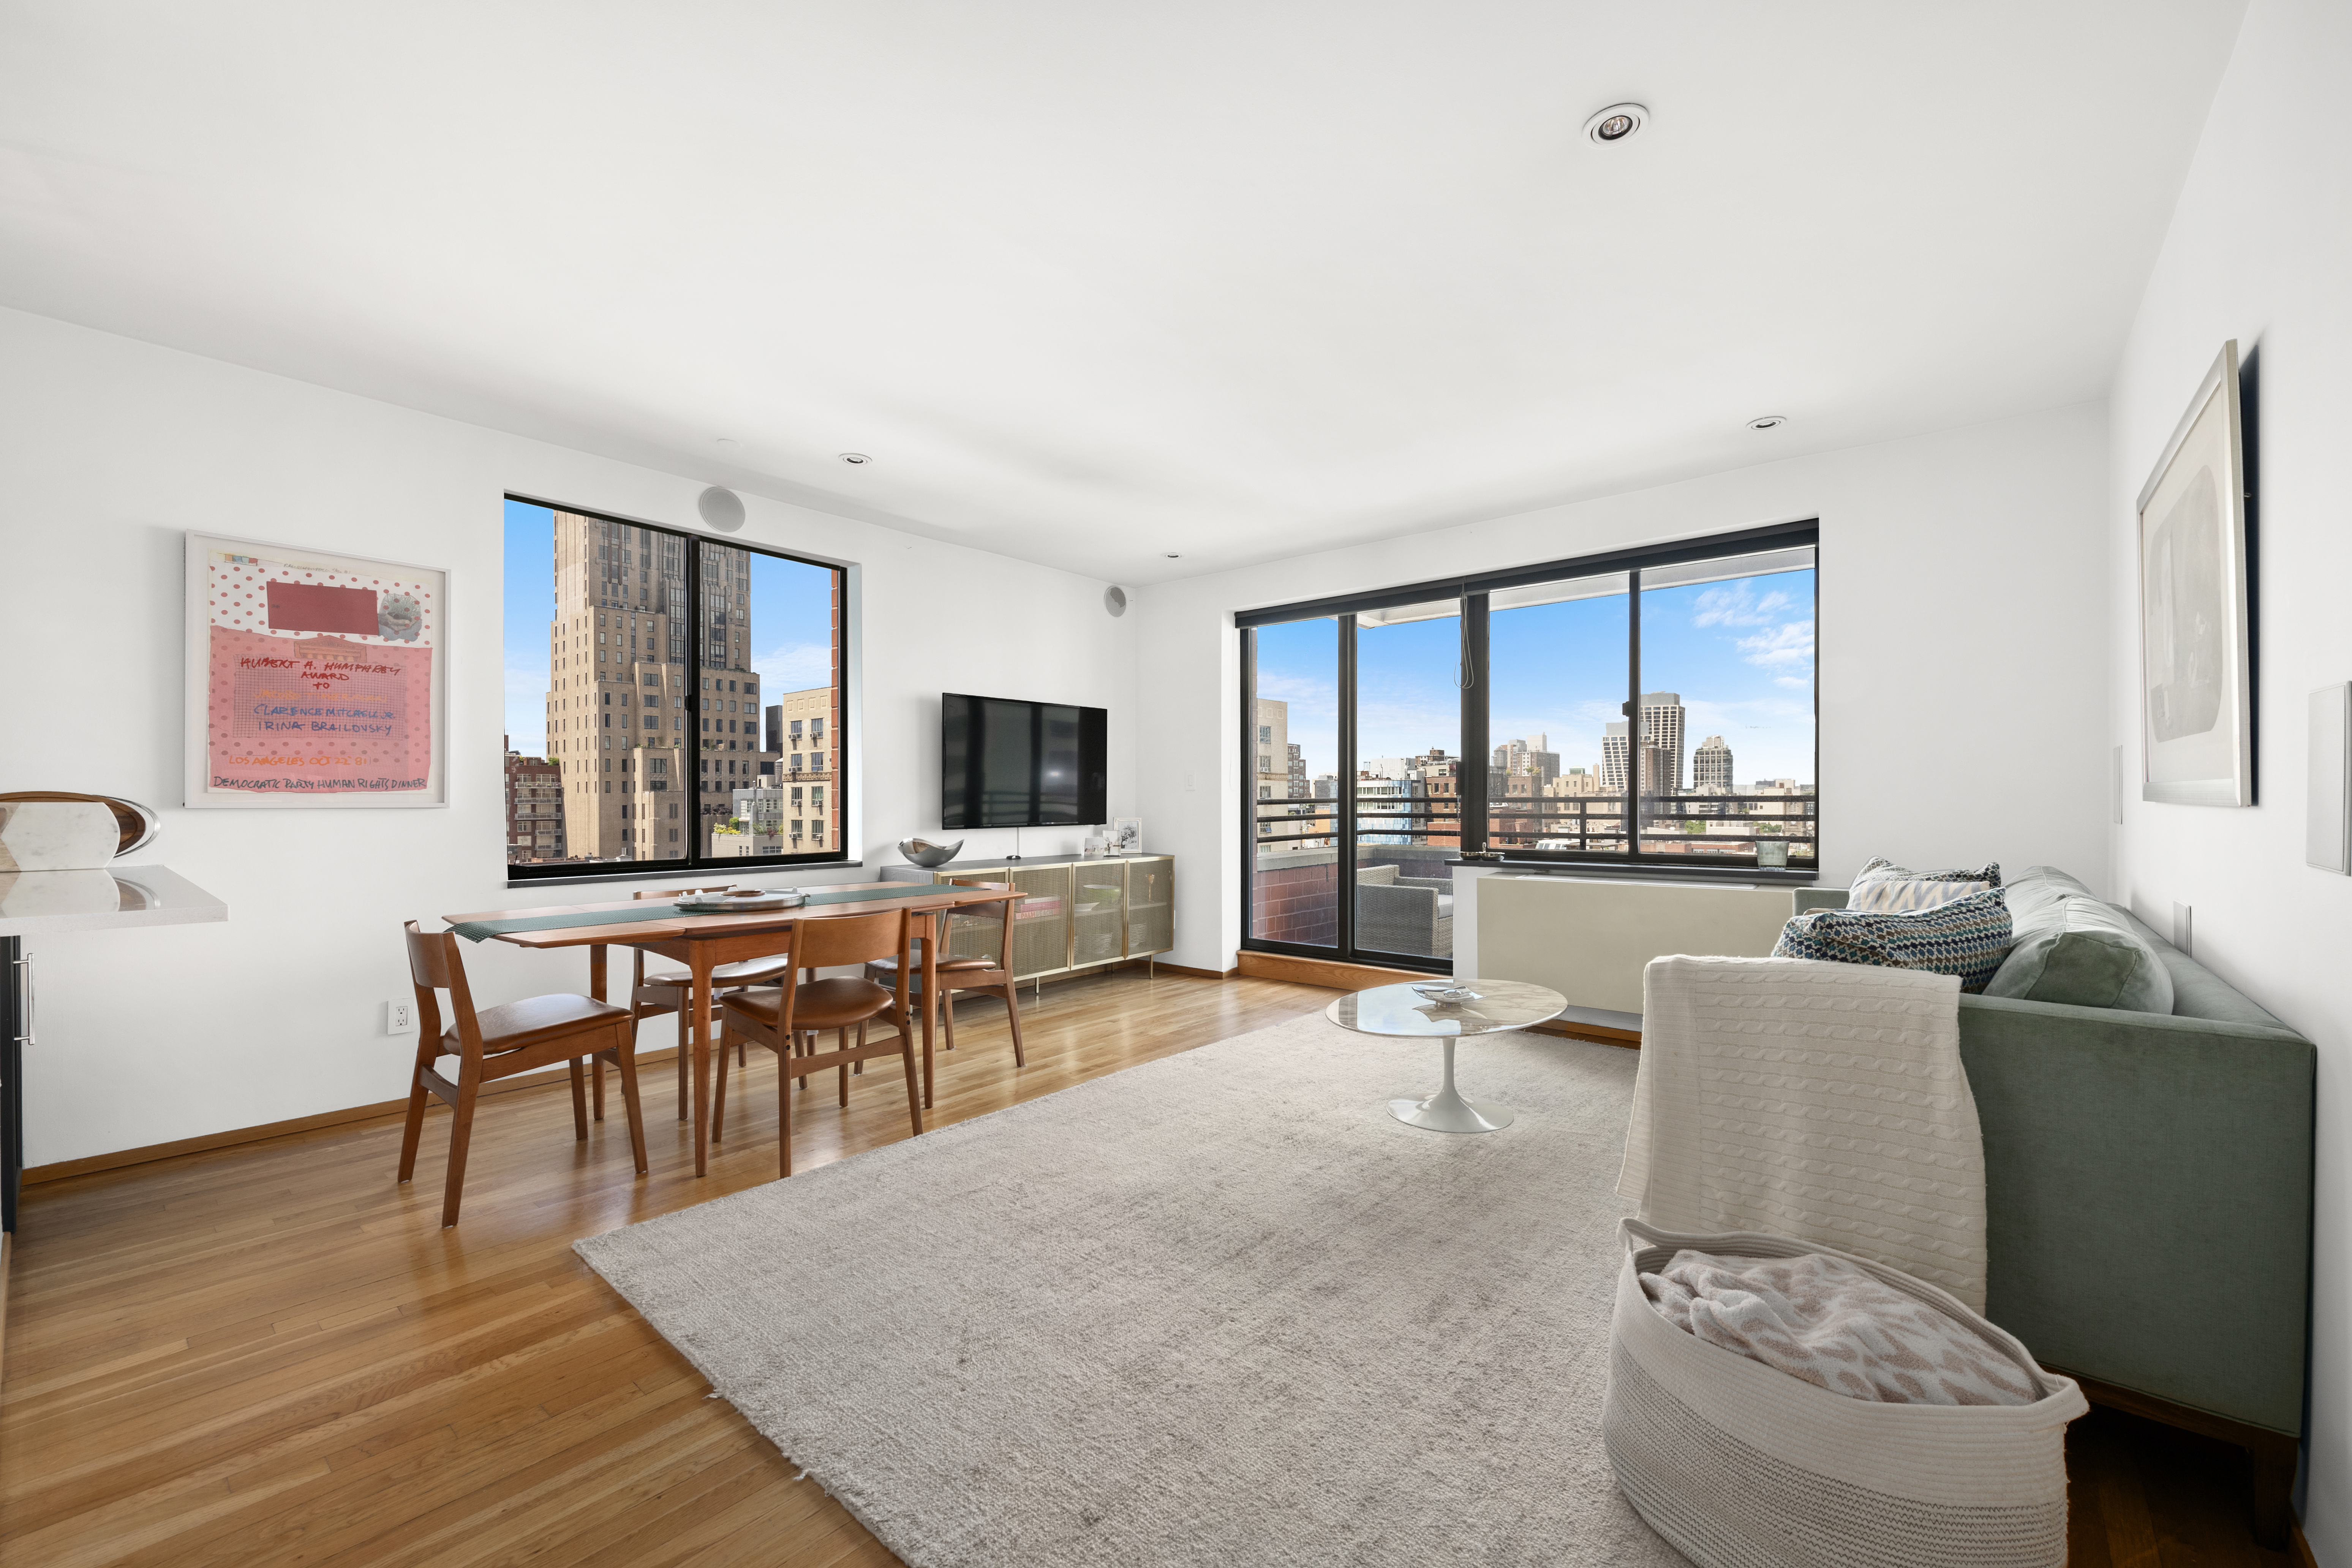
[1253,792,1817,858]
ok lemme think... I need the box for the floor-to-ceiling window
[1239,524,1816,971]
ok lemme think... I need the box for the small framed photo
[2137,341,2252,807]
[1111,817,1143,854]
[185,532,450,808]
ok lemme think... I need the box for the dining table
[439,880,1022,1177]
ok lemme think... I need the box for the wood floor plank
[0,970,2294,1566]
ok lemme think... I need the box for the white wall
[0,307,1135,1167]
[2105,0,2352,1544]
[1130,403,2112,974]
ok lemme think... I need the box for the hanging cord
[1454,588,1474,690]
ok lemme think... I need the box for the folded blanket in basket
[1641,1248,2036,1407]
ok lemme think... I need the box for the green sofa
[1795,877,2314,1543]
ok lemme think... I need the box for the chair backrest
[947,879,1019,966]
[402,920,480,1057]
[792,906,913,971]
[1356,865,1400,886]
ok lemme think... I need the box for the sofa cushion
[2115,909,2295,1030]
[1848,857,2003,913]
[1984,894,2173,1013]
[1772,885,2014,993]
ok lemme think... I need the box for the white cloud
[1693,583,1793,629]
[751,641,834,691]
[1737,619,1815,670]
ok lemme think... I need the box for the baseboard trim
[24,1045,696,1187]
[1234,952,1435,991]
[0,1231,12,1378]
[1153,962,1239,980]
[1529,1018,1643,1048]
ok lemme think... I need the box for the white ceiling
[0,2,2244,583]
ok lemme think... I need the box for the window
[1239,523,1816,971]
[501,497,850,879]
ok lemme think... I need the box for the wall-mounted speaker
[697,485,746,533]
[1103,585,1127,618]
[2308,683,2350,873]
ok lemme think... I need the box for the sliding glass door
[1239,524,1818,972]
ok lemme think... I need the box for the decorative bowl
[899,837,963,868]
[677,888,805,912]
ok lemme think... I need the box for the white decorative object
[1110,817,1141,854]
[183,532,450,809]
[2309,684,2350,874]
[0,799,124,872]
[2138,341,2252,807]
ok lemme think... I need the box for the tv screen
[942,693,1107,829]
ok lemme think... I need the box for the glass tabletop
[1325,978,1567,1038]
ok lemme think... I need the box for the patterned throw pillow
[1772,886,2015,993]
[1848,857,2003,914]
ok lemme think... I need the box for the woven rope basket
[1603,1219,2086,1568]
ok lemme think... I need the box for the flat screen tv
[942,693,1107,829]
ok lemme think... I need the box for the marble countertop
[0,865,230,937]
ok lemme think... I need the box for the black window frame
[504,494,852,884]
[1239,520,1819,970]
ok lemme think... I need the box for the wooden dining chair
[865,880,1026,1067]
[397,920,648,1227]
[624,886,795,1120]
[711,908,923,1178]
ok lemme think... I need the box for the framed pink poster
[183,533,450,808]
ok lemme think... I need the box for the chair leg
[942,990,956,1052]
[675,1006,691,1122]
[839,1026,852,1108]
[798,1030,809,1092]
[591,1051,605,1123]
[441,1077,481,1227]
[713,1028,732,1143]
[609,1032,650,1176]
[1001,980,1026,1067]
[899,1029,925,1137]
[396,1040,436,1182]
[778,1050,795,1179]
[568,1058,589,1141]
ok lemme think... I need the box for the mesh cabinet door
[1072,863,1126,967]
[1125,857,1174,956]
[1006,863,1072,978]
[936,866,1012,964]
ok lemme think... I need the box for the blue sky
[1255,567,1815,786]
[502,499,837,756]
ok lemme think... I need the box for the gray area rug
[575,1011,1686,1567]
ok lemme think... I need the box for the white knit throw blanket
[1617,955,1988,1311]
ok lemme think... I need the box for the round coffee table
[1325,979,1568,1133]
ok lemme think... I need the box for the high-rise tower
[541,512,784,863]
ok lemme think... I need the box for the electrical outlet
[384,999,414,1036]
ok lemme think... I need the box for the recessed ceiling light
[714,437,738,450]
[1747,415,1789,431]
[839,452,871,466]
[1584,103,1648,144]
[1164,553,1180,559]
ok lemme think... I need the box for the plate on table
[676,890,805,913]
[1412,982,1484,1005]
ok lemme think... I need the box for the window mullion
[1461,592,1489,855]
[1626,566,1642,863]
[1337,613,1358,962]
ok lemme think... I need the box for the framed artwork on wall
[2137,340,2252,807]
[1112,817,1143,854]
[183,532,450,808]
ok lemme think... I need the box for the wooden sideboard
[881,855,1173,985]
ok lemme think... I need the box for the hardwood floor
[0,969,2302,1567]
